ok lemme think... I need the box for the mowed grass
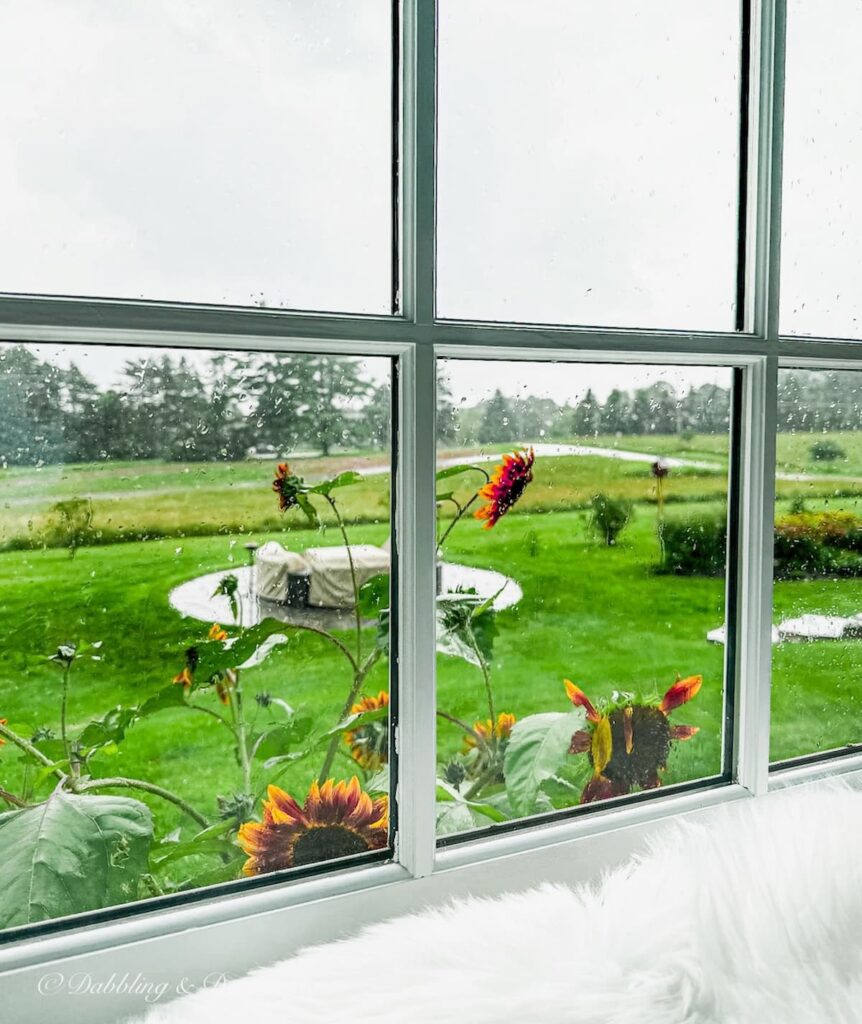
[0,439,859,847]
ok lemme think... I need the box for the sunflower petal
[581,775,618,804]
[670,724,700,741]
[564,680,600,722]
[660,675,703,714]
[568,729,591,754]
[591,716,613,776]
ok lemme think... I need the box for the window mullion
[400,0,436,326]
[733,354,778,794]
[752,0,787,342]
[394,341,438,878]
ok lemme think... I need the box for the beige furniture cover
[254,541,311,602]
[304,544,390,608]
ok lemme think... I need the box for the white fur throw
[141,782,862,1024]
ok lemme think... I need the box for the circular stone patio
[169,561,522,633]
[708,614,862,646]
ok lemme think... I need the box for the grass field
[0,435,859,856]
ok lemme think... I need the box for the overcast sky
[0,2,845,394]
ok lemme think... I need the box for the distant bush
[589,493,633,546]
[661,508,862,579]
[659,513,727,576]
[810,439,846,462]
[44,498,95,558]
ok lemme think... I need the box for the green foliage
[589,493,634,546]
[44,497,94,556]
[659,513,728,576]
[0,793,153,929]
[810,439,846,462]
[503,711,583,817]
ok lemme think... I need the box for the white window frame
[2,1,862,1017]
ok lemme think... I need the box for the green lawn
[0,440,859,905]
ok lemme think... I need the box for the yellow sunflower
[238,778,388,875]
[343,691,389,771]
[462,712,517,752]
[474,448,535,529]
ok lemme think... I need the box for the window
[0,1,394,314]
[770,368,862,763]
[437,0,743,329]
[434,359,734,836]
[0,0,859,992]
[781,0,862,339]
[0,342,394,930]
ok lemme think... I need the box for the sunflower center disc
[293,825,370,867]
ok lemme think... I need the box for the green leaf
[357,573,390,619]
[78,706,138,752]
[436,591,498,667]
[503,711,584,817]
[192,619,289,679]
[138,684,188,718]
[295,492,319,527]
[0,792,153,928]
[435,464,481,482]
[149,837,238,870]
[308,471,363,495]
[252,715,316,761]
[435,800,496,836]
[434,780,508,823]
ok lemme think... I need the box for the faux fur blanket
[141,782,862,1024]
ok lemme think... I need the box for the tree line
[1,345,858,468]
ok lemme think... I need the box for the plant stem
[284,620,357,672]
[464,763,501,801]
[59,661,72,769]
[324,494,363,663]
[317,647,382,783]
[77,777,209,829]
[0,721,66,780]
[232,671,252,796]
[0,787,30,808]
[436,466,491,554]
[436,710,490,753]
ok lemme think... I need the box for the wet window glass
[771,368,862,761]
[437,0,742,330]
[0,342,393,932]
[434,359,734,838]
[0,1,394,314]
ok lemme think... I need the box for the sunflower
[0,719,6,746]
[474,447,535,529]
[462,712,517,752]
[238,778,388,875]
[208,623,228,642]
[272,462,306,513]
[343,691,390,771]
[565,676,701,804]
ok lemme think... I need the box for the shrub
[810,439,846,462]
[659,513,727,576]
[43,497,95,557]
[589,493,633,546]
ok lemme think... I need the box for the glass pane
[437,0,742,330]
[435,359,733,839]
[0,2,393,314]
[781,0,862,338]
[0,342,393,932]
[771,369,862,761]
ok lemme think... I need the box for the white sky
[1,3,850,372]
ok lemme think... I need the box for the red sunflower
[343,691,390,771]
[565,676,702,804]
[272,462,306,513]
[238,778,388,875]
[474,447,535,529]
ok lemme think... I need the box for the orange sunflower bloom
[344,691,390,771]
[565,675,702,804]
[462,712,517,752]
[208,623,228,642]
[172,666,194,690]
[0,718,6,746]
[474,447,535,529]
[238,778,388,875]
